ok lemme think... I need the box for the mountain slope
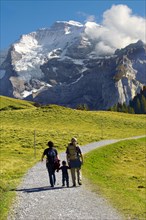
[0,21,146,110]
[0,96,35,110]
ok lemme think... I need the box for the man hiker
[66,137,83,187]
[41,141,58,187]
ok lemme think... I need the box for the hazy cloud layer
[84,4,146,56]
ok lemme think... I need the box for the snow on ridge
[13,19,84,57]
[58,56,88,72]
[14,34,39,54]
[47,49,62,59]
[67,20,83,27]
[36,23,83,48]
[65,26,71,35]
[55,20,83,27]
[21,83,52,98]
[21,90,32,98]
[58,55,84,64]
[10,20,86,74]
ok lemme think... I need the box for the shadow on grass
[10,186,64,193]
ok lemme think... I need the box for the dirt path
[8,137,145,220]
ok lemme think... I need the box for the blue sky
[0,0,146,49]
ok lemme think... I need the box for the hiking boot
[72,184,76,187]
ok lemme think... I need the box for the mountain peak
[50,20,84,32]
[115,40,146,56]
[55,20,83,27]
[126,40,145,49]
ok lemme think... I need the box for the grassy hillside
[83,137,146,220]
[0,96,146,219]
[0,95,35,110]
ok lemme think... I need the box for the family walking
[41,137,83,187]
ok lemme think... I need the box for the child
[59,161,70,187]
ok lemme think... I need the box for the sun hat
[71,137,77,142]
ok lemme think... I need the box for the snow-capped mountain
[0,20,146,109]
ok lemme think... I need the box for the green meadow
[83,137,146,220]
[0,96,146,219]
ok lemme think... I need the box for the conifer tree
[135,98,141,114]
[141,95,146,114]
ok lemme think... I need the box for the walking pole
[34,130,36,158]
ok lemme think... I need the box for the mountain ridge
[0,20,146,110]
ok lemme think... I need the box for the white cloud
[95,42,115,56]
[84,4,146,56]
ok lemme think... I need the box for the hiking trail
[8,136,144,220]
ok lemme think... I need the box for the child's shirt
[59,165,70,175]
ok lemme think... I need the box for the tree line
[33,87,146,114]
[109,86,146,114]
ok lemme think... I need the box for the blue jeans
[46,163,56,187]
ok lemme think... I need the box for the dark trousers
[62,173,69,186]
[46,163,56,187]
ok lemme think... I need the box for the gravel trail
[8,137,145,220]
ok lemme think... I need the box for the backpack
[67,144,81,168]
[67,144,78,160]
[47,148,57,163]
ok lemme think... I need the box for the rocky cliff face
[0,21,145,110]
